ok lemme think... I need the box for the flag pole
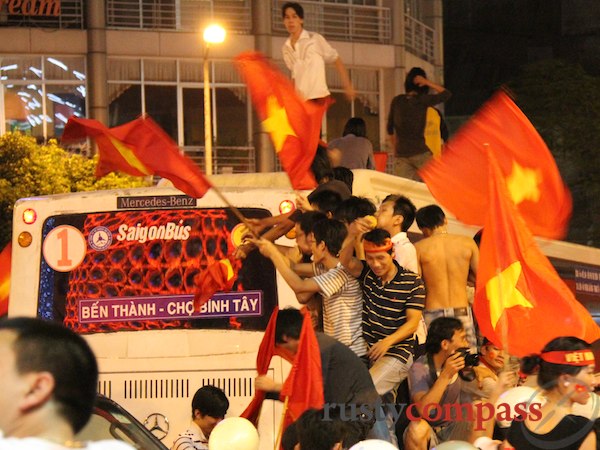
[209,183,260,240]
[274,396,289,450]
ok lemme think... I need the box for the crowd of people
[1,3,596,450]
[240,187,598,449]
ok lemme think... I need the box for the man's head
[415,204,446,236]
[479,338,505,373]
[333,196,376,225]
[425,317,467,356]
[275,308,304,355]
[362,229,396,280]
[311,218,347,262]
[191,385,229,438]
[0,317,98,437]
[342,117,367,138]
[294,211,327,256]
[282,2,304,37]
[296,408,345,450]
[376,194,416,234]
[405,67,428,95]
[307,190,342,218]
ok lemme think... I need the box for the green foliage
[0,133,150,248]
[508,59,600,247]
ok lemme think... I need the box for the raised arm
[251,237,320,296]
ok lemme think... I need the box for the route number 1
[42,225,87,272]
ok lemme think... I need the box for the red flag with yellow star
[62,116,212,198]
[234,52,328,190]
[242,307,324,439]
[193,256,238,311]
[0,243,11,317]
[474,153,600,356]
[419,90,571,239]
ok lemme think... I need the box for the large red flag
[279,307,324,426]
[62,116,212,198]
[474,153,600,357]
[242,308,323,435]
[420,91,572,239]
[0,243,11,317]
[234,51,329,190]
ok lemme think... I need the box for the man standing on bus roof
[0,317,135,450]
[282,2,356,102]
[171,385,229,450]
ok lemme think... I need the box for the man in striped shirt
[340,228,425,446]
[251,218,367,357]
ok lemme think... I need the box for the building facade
[0,0,444,173]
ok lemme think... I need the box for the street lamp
[203,24,226,176]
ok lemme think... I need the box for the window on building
[1,56,86,140]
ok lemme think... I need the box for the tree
[0,133,150,249]
[508,59,600,247]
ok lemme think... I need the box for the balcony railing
[272,0,391,45]
[404,14,435,63]
[0,0,84,29]
[106,0,251,34]
[185,145,256,174]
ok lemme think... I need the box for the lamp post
[202,24,226,175]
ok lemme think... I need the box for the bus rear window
[38,207,277,333]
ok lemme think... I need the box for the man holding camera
[403,317,479,450]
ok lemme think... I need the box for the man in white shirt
[375,194,418,273]
[281,2,355,102]
[0,317,135,450]
[171,386,229,450]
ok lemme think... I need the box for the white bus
[9,170,600,447]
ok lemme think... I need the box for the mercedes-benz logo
[143,413,170,440]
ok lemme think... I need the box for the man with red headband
[340,228,425,446]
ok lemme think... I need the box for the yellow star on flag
[109,137,151,175]
[486,261,534,328]
[506,161,542,205]
[261,95,297,152]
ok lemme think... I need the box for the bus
[9,170,600,447]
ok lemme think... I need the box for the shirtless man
[414,204,479,350]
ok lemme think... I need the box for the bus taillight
[18,232,32,247]
[279,200,295,214]
[23,208,37,224]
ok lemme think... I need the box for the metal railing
[184,145,256,174]
[272,0,391,45]
[0,0,84,29]
[404,14,435,63]
[106,0,251,34]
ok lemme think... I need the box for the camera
[456,347,479,367]
[455,347,479,382]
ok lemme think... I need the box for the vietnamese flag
[234,51,329,190]
[242,308,323,439]
[474,153,600,356]
[0,243,11,317]
[279,307,324,426]
[62,116,212,198]
[193,257,238,312]
[420,90,571,239]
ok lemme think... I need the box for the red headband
[540,350,595,366]
[363,238,393,253]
